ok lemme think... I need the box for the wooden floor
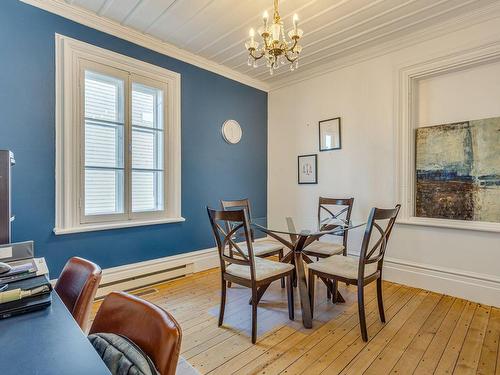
[91,268,500,374]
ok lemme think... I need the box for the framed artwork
[298,154,318,184]
[415,116,500,223]
[319,117,341,151]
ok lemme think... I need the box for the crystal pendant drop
[253,60,258,68]
[290,64,294,71]
[270,68,274,75]
[247,57,252,66]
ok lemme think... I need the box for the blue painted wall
[0,0,267,276]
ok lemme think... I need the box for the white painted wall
[268,17,500,306]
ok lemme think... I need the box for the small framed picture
[319,117,341,151]
[298,154,318,184]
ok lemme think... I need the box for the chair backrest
[54,256,102,331]
[358,205,401,278]
[317,197,354,248]
[89,291,182,375]
[207,207,256,281]
[220,198,254,241]
[221,198,252,217]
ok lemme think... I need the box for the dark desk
[0,292,111,375]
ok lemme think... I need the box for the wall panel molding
[395,40,500,233]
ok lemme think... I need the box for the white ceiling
[63,0,498,86]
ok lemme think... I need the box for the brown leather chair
[54,257,102,332]
[89,291,182,375]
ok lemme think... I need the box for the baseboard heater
[95,261,194,299]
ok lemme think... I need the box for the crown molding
[19,0,270,92]
[268,1,500,91]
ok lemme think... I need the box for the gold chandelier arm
[284,49,298,63]
[249,49,265,60]
[286,38,298,53]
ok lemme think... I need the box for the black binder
[0,275,52,319]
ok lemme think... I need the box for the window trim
[54,34,183,235]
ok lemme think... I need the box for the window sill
[53,217,186,235]
[397,217,500,233]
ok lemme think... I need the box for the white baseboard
[95,247,219,298]
[383,257,500,307]
[95,238,277,297]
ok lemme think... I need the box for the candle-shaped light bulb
[263,10,269,24]
[293,14,299,31]
[249,28,255,43]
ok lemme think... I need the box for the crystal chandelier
[245,0,304,75]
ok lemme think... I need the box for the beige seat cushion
[303,240,344,256]
[231,239,283,257]
[226,257,294,281]
[308,255,378,280]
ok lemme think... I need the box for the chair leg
[251,287,258,344]
[227,249,233,288]
[377,277,386,323]
[218,279,227,327]
[287,273,294,320]
[332,280,338,303]
[291,256,297,288]
[308,271,315,318]
[357,284,368,342]
[280,250,285,289]
[326,280,331,300]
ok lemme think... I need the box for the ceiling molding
[267,1,500,91]
[20,0,270,92]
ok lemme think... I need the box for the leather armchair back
[55,256,102,332]
[89,291,182,375]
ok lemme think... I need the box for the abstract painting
[415,116,500,223]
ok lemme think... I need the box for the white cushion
[226,257,294,281]
[304,240,344,256]
[308,255,378,280]
[231,239,283,257]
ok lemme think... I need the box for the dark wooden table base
[253,233,346,329]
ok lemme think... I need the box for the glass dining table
[250,216,365,329]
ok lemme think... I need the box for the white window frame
[54,34,183,235]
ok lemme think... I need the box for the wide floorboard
[91,268,499,374]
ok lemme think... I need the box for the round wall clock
[221,120,242,144]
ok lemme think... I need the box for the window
[55,35,182,234]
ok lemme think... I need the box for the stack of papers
[0,257,48,284]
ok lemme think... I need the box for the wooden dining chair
[221,198,286,288]
[207,207,295,343]
[303,197,354,260]
[307,205,401,341]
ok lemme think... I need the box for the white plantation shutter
[131,82,164,212]
[84,71,124,216]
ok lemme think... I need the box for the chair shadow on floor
[208,280,357,341]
